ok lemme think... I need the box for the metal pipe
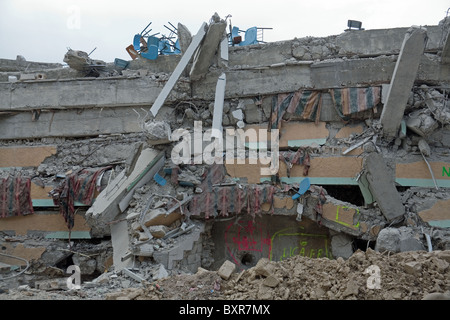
[0,253,30,280]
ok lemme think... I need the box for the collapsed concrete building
[0,14,449,288]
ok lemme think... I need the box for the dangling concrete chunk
[189,13,227,81]
[380,26,427,139]
[364,153,405,222]
[177,23,192,54]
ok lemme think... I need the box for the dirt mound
[1,249,448,301]
[107,249,450,300]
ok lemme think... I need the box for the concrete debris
[144,121,172,145]
[86,148,164,224]
[375,227,426,253]
[217,260,236,280]
[406,109,439,137]
[330,233,354,259]
[63,49,106,75]
[139,208,182,229]
[0,13,449,302]
[418,138,431,157]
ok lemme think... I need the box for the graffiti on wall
[224,219,332,266]
[225,219,272,265]
[334,205,360,230]
[270,227,332,261]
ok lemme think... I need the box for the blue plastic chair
[141,36,159,60]
[159,38,175,55]
[173,39,181,54]
[292,177,311,200]
[230,26,241,44]
[133,34,142,51]
[239,27,258,46]
[114,58,129,69]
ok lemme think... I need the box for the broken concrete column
[189,14,227,81]
[380,27,427,139]
[364,153,405,221]
[177,23,192,54]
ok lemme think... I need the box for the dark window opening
[323,185,365,206]
[353,238,375,251]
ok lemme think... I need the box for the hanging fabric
[329,86,381,120]
[0,173,34,218]
[51,166,111,230]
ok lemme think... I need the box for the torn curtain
[51,167,111,230]
[269,86,382,129]
[0,173,34,218]
[329,86,381,120]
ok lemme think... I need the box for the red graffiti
[225,219,271,265]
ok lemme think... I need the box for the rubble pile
[1,249,448,300]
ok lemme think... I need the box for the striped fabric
[270,90,322,130]
[270,86,381,129]
[0,174,34,218]
[293,90,322,123]
[329,86,381,119]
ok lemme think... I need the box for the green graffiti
[335,206,360,229]
[443,166,450,177]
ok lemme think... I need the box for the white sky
[0,0,448,64]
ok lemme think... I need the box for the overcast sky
[0,0,448,64]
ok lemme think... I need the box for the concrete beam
[0,76,190,111]
[189,20,227,81]
[150,22,208,117]
[0,106,144,140]
[380,27,427,139]
[0,58,63,72]
[335,25,442,57]
[1,55,447,115]
[364,152,405,222]
[310,56,396,88]
[193,64,311,99]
